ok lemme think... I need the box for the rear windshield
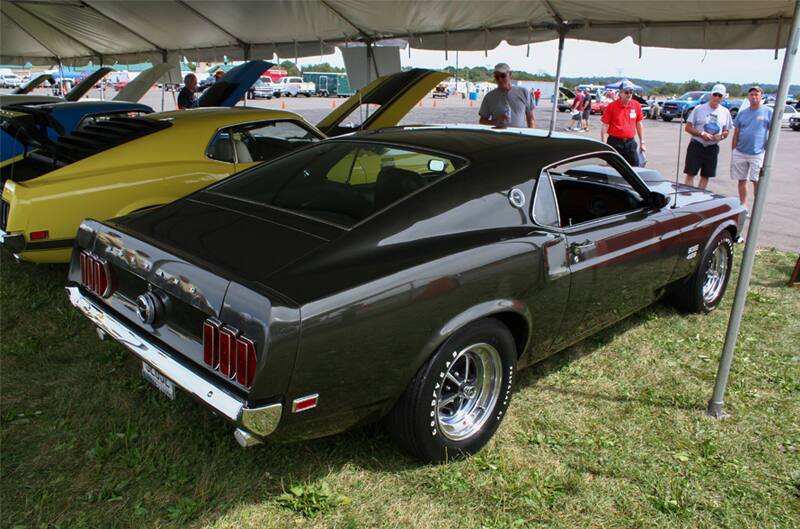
[211,141,466,228]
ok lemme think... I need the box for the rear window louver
[53,117,171,163]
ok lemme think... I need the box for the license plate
[142,362,176,400]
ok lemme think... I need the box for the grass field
[1,248,798,529]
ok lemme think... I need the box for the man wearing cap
[478,63,536,129]
[600,81,645,166]
[683,84,733,190]
[730,86,772,209]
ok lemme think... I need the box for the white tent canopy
[0,0,797,66]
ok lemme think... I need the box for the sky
[295,37,800,86]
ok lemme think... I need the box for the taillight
[202,319,221,367]
[79,250,114,297]
[219,326,238,377]
[202,318,257,388]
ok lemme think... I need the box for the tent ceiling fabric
[1,0,797,65]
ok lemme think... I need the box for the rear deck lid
[198,60,273,108]
[113,63,175,103]
[64,67,114,102]
[116,193,341,285]
[315,68,448,136]
[12,73,54,94]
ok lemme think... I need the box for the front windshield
[679,92,705,101]
[210,141,466,228]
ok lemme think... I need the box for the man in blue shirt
[731,86,773,209]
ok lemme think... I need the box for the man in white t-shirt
[683,84,733,190]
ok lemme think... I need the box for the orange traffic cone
[418,100,423,108]
[331,99,337,108]
[432,100,437,108]
[280,100,287,109]
[469,100,474,108]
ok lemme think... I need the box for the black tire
[670,230,734,313]
[662,116,673,122]
[274,92,281,98]
[385,318,517,463]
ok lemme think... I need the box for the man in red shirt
[600,83,646,166]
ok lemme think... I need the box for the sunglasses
[621,90,632,95]
[712,93,724,97]
[494,73,507,79]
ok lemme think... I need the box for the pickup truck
[274,76,315,97]
[660,91,739,122]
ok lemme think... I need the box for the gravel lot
[13,88,800,252]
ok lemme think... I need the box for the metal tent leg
[707,0,799,419]
[548,32,565,134]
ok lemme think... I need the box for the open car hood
[12,73,54,94]
[559,86,576,99]
[198,60,273,108]
[113,63,175,103]
[64,67,114,102]
[316,69,448,137]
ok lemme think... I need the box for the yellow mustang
[0,68,447,263]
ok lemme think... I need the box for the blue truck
[660,91,740,122]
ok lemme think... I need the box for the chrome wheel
[435,343,502,441]
[702,242,729,305]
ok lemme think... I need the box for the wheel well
[490,312,530,359]
[723,224,738,240]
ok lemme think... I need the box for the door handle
[568,240,595,262]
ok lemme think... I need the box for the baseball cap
[711,83,727,96]
[747,85,763,94]
[493,63,511,75]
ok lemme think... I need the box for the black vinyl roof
[341,126,615,166]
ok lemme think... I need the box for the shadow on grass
[513,303,702,412]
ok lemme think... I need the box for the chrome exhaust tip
[234,428,262,448]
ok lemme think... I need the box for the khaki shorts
[730,149,764,182]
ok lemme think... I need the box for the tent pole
[548,30,566,133]
[707,0,799,419]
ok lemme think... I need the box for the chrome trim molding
[66,286,282,438]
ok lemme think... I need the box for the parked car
[432,82,449,98]
[790,114,800,131]
[65,125,745,462]
[1,74,22,88]
[0,63,175,166]
[660,91,738,121]
[767,103,798,127]
[274,76,315,97]
[249,79,275,99]
[0,68,447,263]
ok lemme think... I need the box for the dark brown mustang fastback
[67,126,745,462]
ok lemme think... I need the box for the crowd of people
[478,63,773,211]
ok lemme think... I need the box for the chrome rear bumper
[66,286,282,440]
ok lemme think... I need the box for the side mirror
[650,192,670,209]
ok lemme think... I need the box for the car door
[536,152,679,350]
[315,68,448,136]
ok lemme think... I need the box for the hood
[316,68,448,137]
[113,63,175,103]
[114,193,336,286]
[64,67,114,102]
[12,73,54,94]
[0,94,63,107]
[198,60,274,108]
[559,86,576,99]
